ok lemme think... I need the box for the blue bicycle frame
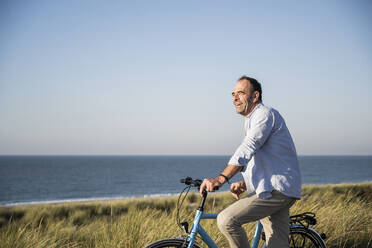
[158,178,324,248]
[186,207,264,248]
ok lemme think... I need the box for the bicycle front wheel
[145,238,203,248]
[289,226,327,248]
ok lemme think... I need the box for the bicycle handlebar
[180,177,202,186]
[179,177,219,212]
[180,177,219,191]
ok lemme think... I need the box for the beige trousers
[217,191,296,248]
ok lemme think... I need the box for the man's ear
[252,91,260,103]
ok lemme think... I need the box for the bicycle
[145,177,327,248]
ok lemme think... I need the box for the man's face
[232,79,257,116]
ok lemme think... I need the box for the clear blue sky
[1,0,371,155]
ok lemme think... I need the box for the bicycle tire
[144,238,203,248]
[289,226,327,248]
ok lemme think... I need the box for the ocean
[0,155,371,206]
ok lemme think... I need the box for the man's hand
[199,178,222,196]
[230,180,247,200]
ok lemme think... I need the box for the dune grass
[0,182,371,248]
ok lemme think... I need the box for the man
[200,76,301,248]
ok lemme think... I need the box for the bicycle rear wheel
[289,226,327,248]
[145,238,203,248]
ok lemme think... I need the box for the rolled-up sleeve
[229,110,274,167]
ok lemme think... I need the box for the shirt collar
[245,102,263,119]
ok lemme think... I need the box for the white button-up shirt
[229,103,302,199]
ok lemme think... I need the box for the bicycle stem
[198,189,208,211]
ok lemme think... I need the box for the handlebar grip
[180,177,192,185]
